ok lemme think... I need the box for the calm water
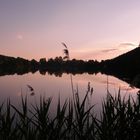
[0,72,139,112]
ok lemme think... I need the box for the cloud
[118,42,138,51]
[101,48,118,53]
[101,42,137,53]
[119,43,136,46]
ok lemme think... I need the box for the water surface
[0,72,139,113]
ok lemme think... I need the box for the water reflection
[0,72,139,113]
[1,65,140,89]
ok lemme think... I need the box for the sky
[0,0,140,61]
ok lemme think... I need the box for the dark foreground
[0,89,140,140]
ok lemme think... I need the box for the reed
[0,89,140,140]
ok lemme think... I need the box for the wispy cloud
[101,42,137,53]
[101,48,118,53]
[118,42,138,51]
[119,43,136,46]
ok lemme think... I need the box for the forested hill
[0,54,38,75]
[100,46,140,88]
[102,46,140,74]
[1,47,140,87]
[0,54,101,75]
[1,46,140,77]
[111,46,140,62]
[0,54,30,68]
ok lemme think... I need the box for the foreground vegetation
[0,88,140,140]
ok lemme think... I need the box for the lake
[0,72,139,114]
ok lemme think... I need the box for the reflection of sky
[0,72,138,112]
[0,0,140,60]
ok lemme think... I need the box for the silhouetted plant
[62,42,70,60]
[0,90,140,139]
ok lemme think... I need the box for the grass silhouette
[0,89,140,140]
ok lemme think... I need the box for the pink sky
[0,0,140,61]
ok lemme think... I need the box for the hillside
[0,48,140,88]
[111,46,140,64]
[103,46,140,72]
[0,54,38,75]
[101,46,140,88]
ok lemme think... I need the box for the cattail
[62,42,70,60]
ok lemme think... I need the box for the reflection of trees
[1,53,140,89]
[47,70,63,77]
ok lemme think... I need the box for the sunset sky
[0,0,140,61]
